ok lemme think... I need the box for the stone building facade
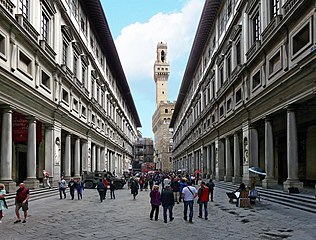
[152,42,174,171]
[0,0,141,192]
[170,0,316,191]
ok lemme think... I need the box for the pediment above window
[41,0,57,15]
[61,25,74,42]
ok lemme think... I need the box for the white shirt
[182,186,197,201]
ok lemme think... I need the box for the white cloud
[114,0,204,82]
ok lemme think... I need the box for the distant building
[133,137,154,172]
[152,42,175,171]
[170,0,316,191]
[0,0,141,192]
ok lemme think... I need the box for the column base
[262,178,278,189]
[232,176,242,184]
[0,180,17,194]
[283,179,303,192]
[24,178,39,189]
[224,176,232,182]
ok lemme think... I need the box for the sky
[101,0,205,138]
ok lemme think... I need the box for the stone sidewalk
[0,186,315,240]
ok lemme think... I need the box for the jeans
[110,190,115,199]
[183,200,194,220]
[59,188,66,199]
[198,202,208,218]
[163,205,173,222]
[98,190,105,202]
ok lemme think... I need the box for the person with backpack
[160,185,175,223]
[97,179,106,202]
[181,181,197,223]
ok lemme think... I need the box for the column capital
[0,105,14,112]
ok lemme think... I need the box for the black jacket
[160,188,175,207]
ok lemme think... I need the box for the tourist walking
[170,178,181,204]
[206,179,215,202]
[198,182,209,220]
[130,178,139,200]
[14,183,30,224]
[58,176,67,199]
[0,183,8,223]
[149,185,161,221]
[179,178,187,202]
[160,185,175,223]
[68,178,77,200]
[97,179,106,202]
[182,182,197,223]
[110,180,116,199]
[103,178,109,199]
[76,178,84,200]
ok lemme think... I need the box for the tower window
[162,91,164,94]
[161,50,165,62]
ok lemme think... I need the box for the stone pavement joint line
[0,187,315,240]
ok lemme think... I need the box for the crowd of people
[125,171,216,224]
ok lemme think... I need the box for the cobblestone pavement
[1,186,315,240]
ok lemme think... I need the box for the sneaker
[0,220,2,223]
[170,217,174,222]
[22,220,26,223]
[14,220,21,224]
[164,220,167,223]
[183,217,188,221]
[150,218,153,220]
[189,219,193,223]
[205,217,208,220]
[198,215,202,218]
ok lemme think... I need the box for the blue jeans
[183,200,194,220]
[198,202,208,218]
[163,205,173,222]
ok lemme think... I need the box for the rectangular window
[73,98,79,112]
[41,12,49,42]
[90,37,94,49]
[252,11,261,42]
[236,40,241,65]
[62,89,69,103]
[270,0,280,18]
[81,105,86,118]
[227,54,231,79]
[20,0,29,19]
[219,66,224,87]
[0,34,5,56]
[71,0,78,19]
[292,23,310,56]
[62,41,68,65]
[252,70,261,90]
[235,88,242,104]
[269,51,281,75]
[80,16,85,33]
[82,64,87,87]
[165,109,168,113]
[73,55,78,78]
[227,0,232,18]
[227,98,232,112]
[19,51,32,75]
[219,106,224,117]
[41,70,50,90]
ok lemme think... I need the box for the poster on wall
[12,111,42,143]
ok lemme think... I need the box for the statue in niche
[244,137,249,164]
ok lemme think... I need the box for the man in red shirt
[14,183,30,223]
[197,181,209,220]
[103,178,108,199]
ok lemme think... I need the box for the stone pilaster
[224,137,232,182]
[91,144,96,172]
[74,137,80,178]
[232,133,242,184]
[96,146,101,171]
[64,134,72,179]
[44,125,54,186]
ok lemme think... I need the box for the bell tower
[154,42,170,107]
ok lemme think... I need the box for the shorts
[16,201,29,211]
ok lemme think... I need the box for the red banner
[12,111,42,143]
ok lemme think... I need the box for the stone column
[224,137,232,182]
[52,121,62,185]
[91,144,96,172]
[262,118,277,188]
[0,108,16,192]
[64,134,71,179]
[210,143,215,179]
[283,108,303,190]
[232,133,242,184]
[44,125,54,186]
[24,117,39,189]
[74,137,80,178]
[206,145,211,178]
[96,146,101,171]
[215,139,224,181]
[100,147,105,171]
